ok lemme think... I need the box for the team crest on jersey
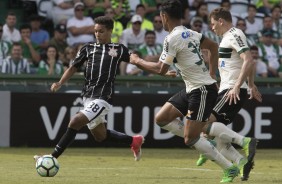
[108,47,118,57]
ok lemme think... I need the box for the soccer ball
[36,155,60,177]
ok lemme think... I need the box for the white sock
[161,119,184,137]
[209,122,244,146]
[194,137,232,169]
[214,137,245,165]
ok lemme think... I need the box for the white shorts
[80,98,112,130]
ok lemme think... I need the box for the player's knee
[69,113,89,130]
[92,132,107,142]
[155,114,168,127]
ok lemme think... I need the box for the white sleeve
[159,35,178,66]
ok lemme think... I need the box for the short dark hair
[209,7,232,23]
[19,24,32,32]
[145,30,156,36]
[247,4,257,11]
[160,0,182,20]
[94,16,114,30]
[250,45,258,51]
[136,4,145,10]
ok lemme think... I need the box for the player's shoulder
[168,26,201,41]
[227,27,245,37]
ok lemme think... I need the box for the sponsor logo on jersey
[182,31,192,39]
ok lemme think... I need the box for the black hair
[250,45,258,51]
[19,24,32,32]
[136,4,145,10]
[145,30,156,36]
[94,16,114,30]
[160,0,182,20]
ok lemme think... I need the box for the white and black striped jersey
[1,56,30,74]
[72,42,130,103]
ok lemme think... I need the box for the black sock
[51,128,78,158]
[105,129,133,145]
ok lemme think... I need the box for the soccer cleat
[238,157,248,171]
[220,165,240,183]
[196,154,208,166]
[242,138,258,162]
[131,135,144,161]
[241,161,254,181]
[241,138,258,181]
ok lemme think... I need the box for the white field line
[77,166,275,175]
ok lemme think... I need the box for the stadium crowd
[0,0,282,78]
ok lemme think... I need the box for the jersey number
[88,102,100,113]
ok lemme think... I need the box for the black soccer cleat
[241,161,254,181]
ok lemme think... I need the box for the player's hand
[165,70,177,78]
[50,82,62,92]
[130,53,140,65]
[249,85,262,102]
[225,87,240,105]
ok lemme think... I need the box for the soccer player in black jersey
[34,16,144,162]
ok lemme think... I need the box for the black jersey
[72,42,130,102]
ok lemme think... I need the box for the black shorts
[168,83,218,122]
[212,88,248,125]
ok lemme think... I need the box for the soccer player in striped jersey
[130,0,241,182]
[34,16,144,163]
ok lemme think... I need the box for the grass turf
[0,148,282,184]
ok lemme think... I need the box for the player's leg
[89,123,144,161]
[155,89,187,137]
[205,89,257,180]
[185,84,239,183]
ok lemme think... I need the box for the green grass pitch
[0,148,282,184]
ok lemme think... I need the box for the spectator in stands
[257,15,280,45]
[1,42,30,74]
[63,46,76,70]
[104,7,123,43]
[257,28,282,77]
[52,0,81,25]
[119,14,145,51]
[111,0,131,29]
[220,0,238,26]
[270,5,282,43]
[250,45,268,78]
[188,0,205,11]
[0,23,11,71]
[19,24,41,73]
[190,16,203,33]
[255,0,282,15]
[193,2,209,32]
[127,4,154,31]
[136,30,163,76]
[83,0,111,19]
[29,14,50,52]
[49,24,68,63]
[119,15,145,75]
[138,30,162,62]
[2,11,21,43]
[66,2,95,46]
[244,4,263,43]
[153,14,168,45]
[140,0,162,21]
[236,18,256,47]
[38,45,64,75]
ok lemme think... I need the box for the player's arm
[130,53,171,76]
[51,65,78,92]
[200,37,218,80]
